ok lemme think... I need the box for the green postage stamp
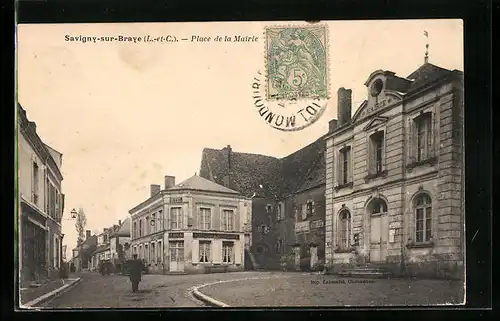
[265,25,329,101]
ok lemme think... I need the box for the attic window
[370,79,384,97]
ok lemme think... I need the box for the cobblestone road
[39,272,464,308]
[200,273,465,307]
[40,272,277,308]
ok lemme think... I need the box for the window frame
[220,208,235,232]
[170,207,183,230]
[199,241,211,263]
[337,210,352,250]
[414,194,433,243]
[222,241,234,263]
[199,207,212,230]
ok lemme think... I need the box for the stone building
[18,104,66,285]
[324,62,464,279]
[129,174,251,274]
[200,141,326,271]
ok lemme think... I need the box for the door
[309,246,318,269]
[169,241,184,272]
[369,214,388,262]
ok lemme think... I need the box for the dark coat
[127,259,143,282]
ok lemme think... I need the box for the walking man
[128,254,144,293]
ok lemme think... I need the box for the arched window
[415,194,432,242]
[371,198,388,215]
[338,210,351,250]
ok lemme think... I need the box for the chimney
[118,220,122,226]
[164,176,175,189]
[329,119,338,132]
[337,87,352,126]
[150,184,161,197]
[86,230,91,239]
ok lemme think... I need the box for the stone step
[338,271,392,278]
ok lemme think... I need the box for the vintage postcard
[16,20,465,309]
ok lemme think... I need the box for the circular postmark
[251,70,328,132]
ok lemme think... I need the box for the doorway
[367,198,389,263]
[169,241,184,272]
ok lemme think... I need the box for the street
[39,272,464,308]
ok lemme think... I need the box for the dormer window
[370,79,383,97]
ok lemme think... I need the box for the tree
[75,208,87,245]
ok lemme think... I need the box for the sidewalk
[19,274,82,307]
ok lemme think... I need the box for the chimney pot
[329,119,338,132]
[85,230,91,239]
[164,176,175,189]
[150,184,161,197]
[118,220,121,225]
[337,87,352,126]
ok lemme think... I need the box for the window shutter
[192,239,199,264]
[367,136,374,175]
[312,201,315,214]
[336,151,341,186]
[348,148,353,183]
[166,208,171,230]
[213,240,222,264]
[431,104,438,158]
[235,210,240,232]
[383,131,387,170]
[407,119,415,165]
[234,240,242,264]
[302,204,307,220]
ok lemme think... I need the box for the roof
[112,217,131,237]
[200,147,282,198]
[168,174,241,195]
[92,244,110,255]
[199,137,325,198]
[406,62,454,93]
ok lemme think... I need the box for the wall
[251,197,280,269]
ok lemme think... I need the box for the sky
[17,20,463,259]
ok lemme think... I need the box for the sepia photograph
[16,19,465,309]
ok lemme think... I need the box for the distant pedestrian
[128,254,144,293]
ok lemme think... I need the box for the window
[199,241,211,263]
[170,207,183,229]
[199,208,211,230]
[157,241,162,263]
[158,210,163,230]
[221,209,234,231]
[32,162,39,205]
[276,239,285,254]
[151,242,156,263]
[338,210,351,250]
[339,147,351,185]
[222,242,234,263]
[369,131,385,174]
[133,221,137,239]
[133,246,137,255]
[276,203,284,221]
[415,194,432,243]
[266,204,273,213]
[416,113,432,162]
[371,198,388,215]
[145,216,149,235]
[306,200,314,216]
[139,220,143,237]
[144,244,149,263]
[139,245,143,259]
[151,213,156,233]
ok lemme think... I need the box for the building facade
[129,174,252,274]
[324,62,464,279]
[18,104,65,285]
[200,141,326,272]
[72,230,97,272]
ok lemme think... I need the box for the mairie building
[324,62,464,279]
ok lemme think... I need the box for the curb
[192,287,230,307]
[191,275,291,307]
[22,277,82,308]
